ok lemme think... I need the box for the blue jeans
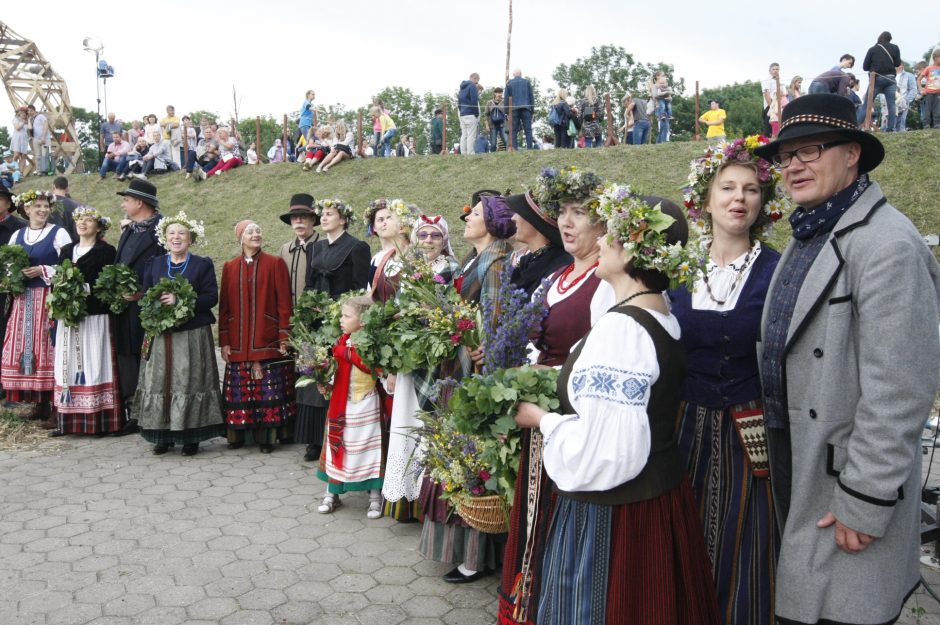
[656,116,670,143]
[859,75,897,131]
[895,108,910,131]
[583,133,602,148]
[633,119,650,145]
[489,123,508,152]
[99,155,128,177]
[807,81,828,95]
[655,99,672,119]
[380,128,397,157]
[510,108,534,149]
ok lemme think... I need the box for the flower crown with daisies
[315,198,356,224]
[73,206,112,233]
[364,198,419,236]
[532,166,605,219]
[13,190,57,210]
[595,184,705,291]
[682,135,792,239]
[156,211,207,249]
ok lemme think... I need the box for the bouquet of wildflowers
[481,264,549,373]
[413,411,491,505]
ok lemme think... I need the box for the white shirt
[539,310,680,492]
[691,241,762,311]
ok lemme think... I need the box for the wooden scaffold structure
[0,21,83,173]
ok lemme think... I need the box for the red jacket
[218,251,293,362]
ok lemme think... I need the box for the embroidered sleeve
[540,313,659,492]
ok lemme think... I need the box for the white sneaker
[318,495,340,514]
[366,499,383,519]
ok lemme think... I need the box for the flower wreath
[13,190,57,210]
[364,198,419,236]
[595,183,705,291]
[682,135,792,239]
[156,211,207,249]
[315,198,356,224]
[73,206,112,233]
[531,166,605,219]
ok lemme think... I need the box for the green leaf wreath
[288,289,357,391]
[46,260,88,328]
[138,275,197,340]
[93,265,140,314]
[0,244,29,296]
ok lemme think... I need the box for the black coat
[114,215,162,356]
[142,254,218,332]
[305,231,371,298]
[58,241,117,316]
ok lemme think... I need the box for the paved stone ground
[0,435,499,625]
[6,434,940,625]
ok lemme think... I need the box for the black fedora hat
[280,193,319,225]
[460,189,501,222]
[116,178,159,208]
[753,93,884,174]
[0,185,13,201]
[506,192,562,247]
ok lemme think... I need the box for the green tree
[0,126,9,150]
[552,45,685,103]
[236,116,289,162]
[188,110,219,125]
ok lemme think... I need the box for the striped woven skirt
[52,315,122,434]
[317,387,385,494]
[676,400,777,625]
[417,477,500,572]
[538,480,720,625]
[1,287,54,402]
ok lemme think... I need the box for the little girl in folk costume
[317,295,388,518]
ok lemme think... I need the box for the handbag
[567,119,577,137]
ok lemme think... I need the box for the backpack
[548,105,562,126]
[490,104,506,124]
[582,102,596,120]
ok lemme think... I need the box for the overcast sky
[3,1,938,125]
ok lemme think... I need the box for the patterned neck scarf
[130,213,160,233]
[789,175,869,241]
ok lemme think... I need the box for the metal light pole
[82,37,104,166]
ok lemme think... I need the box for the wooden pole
[774,75,782,137]
[505,0,513,84]
[255,117,261,163]
[864,71,877,131]
[282,114,289,161]
[507,96,514,152]
[182,121,190,171]
[694,81,701,141]
[441,102,448,155]
[357,110,363,156]
[603,94,618,146]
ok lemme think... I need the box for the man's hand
[817,512,875,553]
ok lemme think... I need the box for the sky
[2,1,938,126]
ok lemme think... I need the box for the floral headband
[364,198,419,236]
[531,166,605,219]
[595,184,705,291]
[315,198,356,223]
[682,135,792,239]
[156,210,207,249]
[73,206,112,233]
[13,190,57,210]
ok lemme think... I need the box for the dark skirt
[222,359,296,429]
[292,403,326,446]
[676,400,778,625]
[538,480,720,625]
[417,476,500,571]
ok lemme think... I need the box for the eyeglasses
[771,140,851,167]
[417,232,443,240]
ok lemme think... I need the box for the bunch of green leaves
[46,260,88,328]
[290,289,343,341]
[350,299,402,374]
[138,275,197,339]
[93,264,140,314]
[0,245,29,296]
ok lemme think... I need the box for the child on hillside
[316,296,387,519]
[302,126,333,171]
[652,71,674,120]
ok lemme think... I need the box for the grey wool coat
[759,182,940,624]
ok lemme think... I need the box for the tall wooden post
[282,114,289,161]
[507,96,514,152]
[694,81,701,141]
[441,102,448,155]
[255,117,261,163]
[603,93,618,146]
[863,71,877,131]
[357,110,363,156]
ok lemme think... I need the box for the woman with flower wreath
[49,207,122,436]
[382,214,461,523]
[498,168,615,623]
[418,190,516,584]
[299,198,370,464]
[669,136,789,625]
[219,220,295,454]
[1,190,72,427]
[134,212,224,456]
[364,198,419,303]
[513,188,719,625]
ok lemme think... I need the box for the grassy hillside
[27,131,940,266]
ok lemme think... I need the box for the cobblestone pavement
[6,435,940,625]
[0,435,499,625]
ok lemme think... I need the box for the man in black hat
[754,94,940,625]
[113,179,163,435]
[0,186,25,401]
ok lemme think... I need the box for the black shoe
[112,419,140,437]
[153,443,173,455]
[303,445,321,462]
[442,566,490,584]
[227,441,245,450]
[259,444,274,454]
[181,443,199,456]
[48,430,65,438]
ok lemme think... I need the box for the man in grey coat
[755,93,940,624]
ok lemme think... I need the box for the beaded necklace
[555,260,598,295]
[702,245,754,305]
[166,252,191,277]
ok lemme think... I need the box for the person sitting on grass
[317,120,354,173]
[205,128,243,177]
[137,130,179,180]
[302,126,333,171]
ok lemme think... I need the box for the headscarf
[411,214,455,258]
